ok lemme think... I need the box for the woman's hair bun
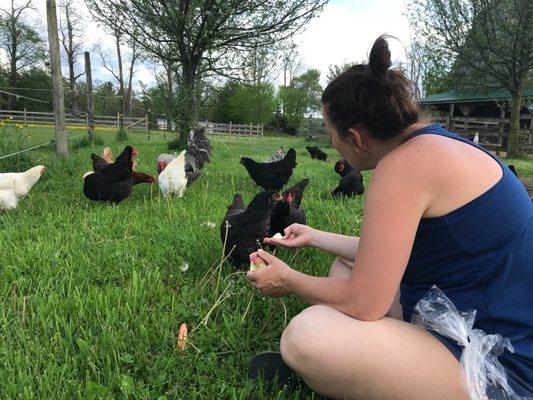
[368,35,392,78]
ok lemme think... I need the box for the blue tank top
[399,124,533,391]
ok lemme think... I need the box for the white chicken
[0,165,45,210]
[158,150,187,197]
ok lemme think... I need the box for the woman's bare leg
[280,305,468,400]
[329,257,403,319]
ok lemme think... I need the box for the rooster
[157,128,212,186]
[332,159,365,197]
[270,179,309,237]
[306,146,327,161]
[83,146,136,203]
[220,191,283,268]
[240,148,296,191]
[90,148,154,186]
[158,150,187,197]
[264,147,285,163]
[0,165,45,210]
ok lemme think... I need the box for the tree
[279,41,303,86]
[0,0,46,109]
[278,85,307,134]
[59,0,84,111]
[95,34,140,126]
[408,0,533,157]
[85,0,326,149]
[293,68,322,112]
[211,81,276,124]
[240,42,278,85]
[326,61,354,83]
[277,68,322,134]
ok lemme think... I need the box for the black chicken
[83,146,136,203]
[220,191,283,269]
[90,153,155,186]
[332,159,365,197]
[240,148,296,191]
[306,146,327,161]
[270,179,309,238]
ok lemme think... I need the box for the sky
[22,0,412,89]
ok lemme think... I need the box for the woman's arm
[248,147,432,321]
[310,230,360,260]
[265,224,360,260]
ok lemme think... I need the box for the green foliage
[71,135,105,150]
[278,85,308,134]
[277,69,323,134]
[326,62,355,84]
[210,82,277,125]
[292,69,322,112]
[422,61,454,96]
[115,129,129,142]
[0,118,32,171]
[167,137,185,151]
[0,13,47,75]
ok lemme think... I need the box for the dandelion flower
[179,262,189,272]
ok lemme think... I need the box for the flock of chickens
[0,134,367,274]
[82,128,212,203]
[221,146,365,269]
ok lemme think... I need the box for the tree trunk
[85,51,95,141]
[507,83,525,158]
[115,29,124,130]
[9,30,17,110]
[166,65,173,133]
[66,10,77,111]
[125,45,138,118]
[176,66,197,149]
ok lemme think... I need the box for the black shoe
[247,351,304,391]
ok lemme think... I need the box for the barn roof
[418,87,533,105]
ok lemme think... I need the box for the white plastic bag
[411,285,528,400]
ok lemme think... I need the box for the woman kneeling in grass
[246,36,532,399]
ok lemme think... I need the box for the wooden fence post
[229,121,232,135]
[250,122,252,136]
[84,51,95,141]
[261,123,264,136]
[46,0,68,158]
[146,109,151,141]
[497,107,505,155]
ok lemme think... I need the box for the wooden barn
[418,87,533,154]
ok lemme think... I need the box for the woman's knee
[280,305,335,370]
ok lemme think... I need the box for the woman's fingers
[284,224,298,237]
[264,236,286,246]
[256,249,277,264]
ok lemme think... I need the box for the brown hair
[322,36,419,140]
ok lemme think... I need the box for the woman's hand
[246,250,293,297]
[263,223,316,248]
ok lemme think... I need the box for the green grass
[0,127,364,400]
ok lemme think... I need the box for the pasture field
[0,127,362,400]
[1,127,531,399]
